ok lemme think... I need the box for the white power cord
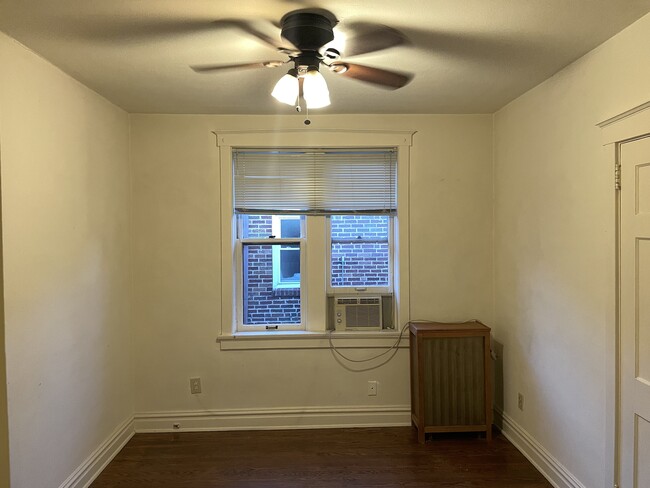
[327,322,410,372]
[327,319,483,372]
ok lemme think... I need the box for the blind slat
[233,148,397,215]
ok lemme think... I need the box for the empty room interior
[1,1,650,487]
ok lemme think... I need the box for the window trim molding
[217,129,413,343]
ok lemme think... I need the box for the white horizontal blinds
[233,148,397,215]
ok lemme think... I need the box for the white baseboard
[494,408,586,488]
[134,405,411,432]
[58,417,135,488]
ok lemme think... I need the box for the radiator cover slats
[423,336,485,426]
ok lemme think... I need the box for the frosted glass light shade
[271,72,299,105]
[302,70,330,108]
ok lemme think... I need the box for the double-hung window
[233,148,396,332]
[218,130,412,340]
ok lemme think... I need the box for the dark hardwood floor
[91,427,552,487]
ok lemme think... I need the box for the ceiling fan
[190,9,413,109]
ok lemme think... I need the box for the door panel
[637,163,650,215]
[636,415,650,487]
[639,239,650,382]
[620,136,650,488]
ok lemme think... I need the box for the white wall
[0,33,133,488]
[129,114,493,416]
[0,167,8,488]
[493,12,650,488]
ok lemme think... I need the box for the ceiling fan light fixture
[271,69,299,105]
[302,68,330,109]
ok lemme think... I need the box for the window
[218,130,412,341]
[232,148,396,332]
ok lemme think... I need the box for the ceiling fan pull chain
[304,105,311,126]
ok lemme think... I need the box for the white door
[619,135,650,488]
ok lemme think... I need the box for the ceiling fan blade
[191,61,285,73]
[343,24,408,57]
[212,19,296,50]
[330,63,412,89]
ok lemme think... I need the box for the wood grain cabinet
[409,321,492,443]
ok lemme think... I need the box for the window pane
[238,215,304,239]
[243,243,301,325]
[279,246,300,282]
[331,215,390,287]
[280,219,301,238]
[239,215,273,239]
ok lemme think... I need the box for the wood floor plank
[91,427,552,487]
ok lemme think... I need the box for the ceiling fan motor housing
[280,11,336,52]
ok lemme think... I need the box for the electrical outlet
[190,377,202,394]
[518,393,524,411]
[367,380,378,396]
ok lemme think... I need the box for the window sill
[217,330,409,351]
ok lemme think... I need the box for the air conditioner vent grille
[345,304,381,328]
[359,298,380,305]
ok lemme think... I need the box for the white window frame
[217,130,413,349]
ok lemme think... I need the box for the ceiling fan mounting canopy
[280,9,338,53]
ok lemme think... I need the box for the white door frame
[598,100,650,488]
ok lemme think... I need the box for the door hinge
[615,163,621,190]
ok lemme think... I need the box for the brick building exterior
[242,215,389,325]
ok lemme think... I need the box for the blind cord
[327,323,409,372]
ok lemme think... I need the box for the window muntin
[330,215,391,289]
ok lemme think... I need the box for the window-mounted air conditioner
[330,295,392,331]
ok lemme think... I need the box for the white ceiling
[1,0,649,114]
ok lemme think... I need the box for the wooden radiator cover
[409,321,492,443]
